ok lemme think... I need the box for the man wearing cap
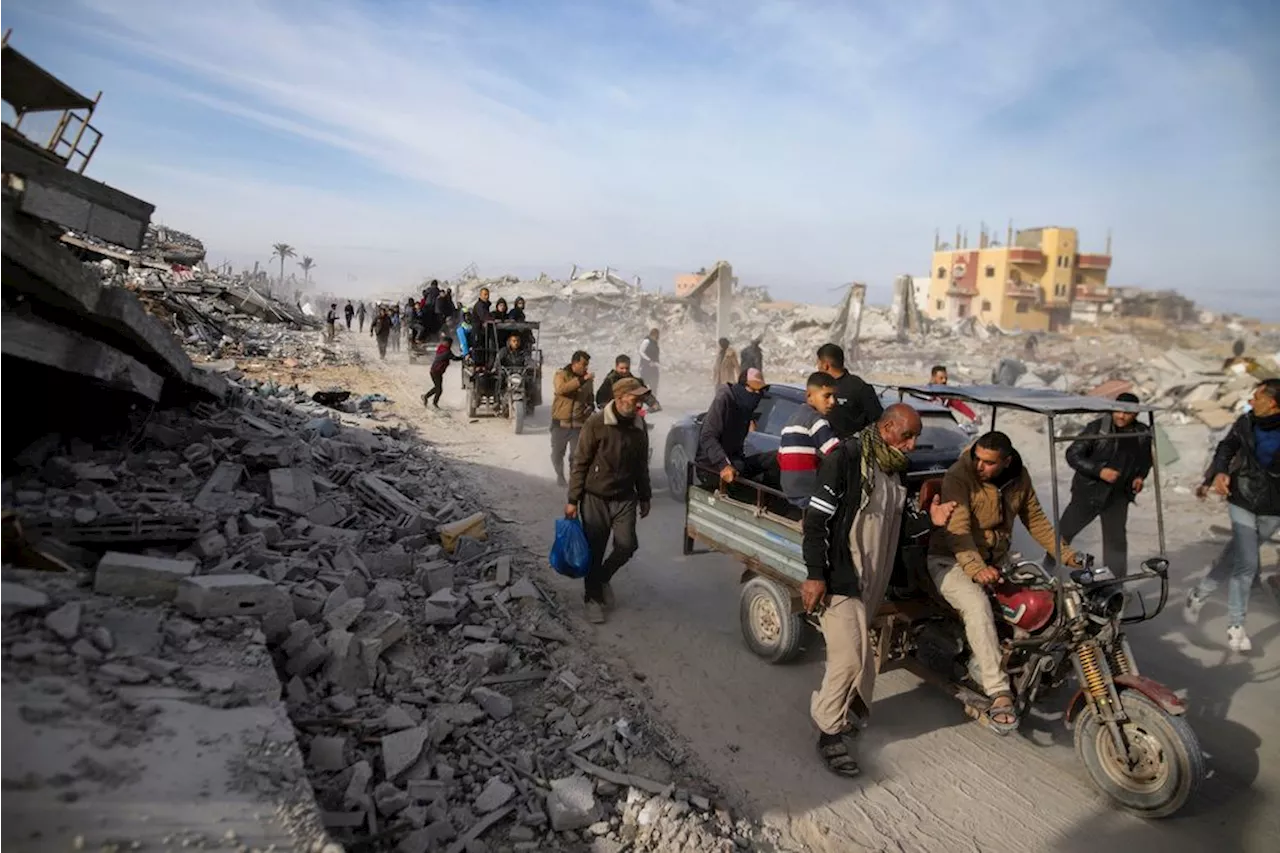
[1058,392,1152,577]
[565,377,653,624]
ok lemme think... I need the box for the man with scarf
[1185,378,1280,652]
[802,404,955,777]
[1055,392,1151,577]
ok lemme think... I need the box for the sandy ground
[281,330,1279,853]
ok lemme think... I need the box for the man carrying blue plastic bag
[565,377,653,624]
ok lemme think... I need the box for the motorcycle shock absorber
[1076,641,1115,712]
[1107,635,1140,678]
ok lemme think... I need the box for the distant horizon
[7,0,1277,320]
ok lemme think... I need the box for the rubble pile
[2,378,771,852]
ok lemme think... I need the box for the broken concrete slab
[382,726,430,781]
[43,601,81,640]
[324,597,366,632]
[2,311,164,401]
[474,777,515,813]
[344,759,373,807]
[175,574,283,618]
[269,468,317,515]
[1,582,51,618]
[547,775,600,831]
[308,736,347,773]
[355,610,408,651]
[324,629,371,692]
[94,552,197,600]
[471,686,514,721]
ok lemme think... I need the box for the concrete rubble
[3,363,774,852]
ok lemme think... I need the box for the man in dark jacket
[422,335,461,408]
[344,301,355,330]
[472,287,493,325]
[597,355,661,411]
[1185,379,1280,652]
[801,404,954,777]
[816,343,884,439]
[695,369,771,489]
[1056,392,1152,577]
[566,377,652,624]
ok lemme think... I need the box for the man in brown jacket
[928,431,1077,735]
[552,350,595,486]
[566,377,652,624]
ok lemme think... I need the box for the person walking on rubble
[552,351,595,487]
[423,335,462,409]
[638,328,660,396]
[803,404,955,776]
[714,338,740,387]
[389,306,402,353]
[739,336,764,382]
[1054,392,1152,578]
[566,376,653,624]
[356,302,367,333]
[325,303,339,342]
[1185,379,1280,652]
[344,301,355,330]
[374,307,393,360]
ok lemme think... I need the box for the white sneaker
[584,600,606,625]
[1183,589,1206,624]
[1227,625,1251,652]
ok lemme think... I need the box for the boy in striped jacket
[779,372,840,510]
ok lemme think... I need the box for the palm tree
[298,256,316,284]
[271,243,296,290]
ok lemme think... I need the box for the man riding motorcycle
[928,431,1079,734]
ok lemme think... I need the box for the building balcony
[1077,253,1111,270]
[1074,285,1110,302]
[1007,247,1043,264]
[1006,282,1039,299]
[945,284,977,298]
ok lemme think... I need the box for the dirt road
[312,334,1278,852]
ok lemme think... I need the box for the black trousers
[425,372,445,406]
[551,424,581,481]
[377,335,389,359]
[1058,489,1131,577]
[580,493,638,601]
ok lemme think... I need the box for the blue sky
[4,0,1278,316]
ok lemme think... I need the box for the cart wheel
[740,576,806,664]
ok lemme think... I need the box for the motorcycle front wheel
[1073,692,1205,819]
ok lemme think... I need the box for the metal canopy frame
[895,383,1167,570]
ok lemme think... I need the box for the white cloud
[33,0,1280,314]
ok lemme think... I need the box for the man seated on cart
[498,332,529,370]
[928,431,1080,736]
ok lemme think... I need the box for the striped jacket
[779,404,839,504]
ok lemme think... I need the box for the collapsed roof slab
[2,201,226,401]
[3,138,154,249]
[1,44,97,114]
[2,311,163,401]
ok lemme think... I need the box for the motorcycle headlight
[508,374,523,386]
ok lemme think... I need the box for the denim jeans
[1196,503,1280,625]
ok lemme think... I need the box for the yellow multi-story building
[925,225,1111,331]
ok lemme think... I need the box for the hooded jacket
[1065,416,1153,509]
[552,366,595,428]
[695,382,759,470]
[1203,412,1280,516]
[567,401,652,505]
[929,445,1076,577]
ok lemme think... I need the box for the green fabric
[859,426,908,509]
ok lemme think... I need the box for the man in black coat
[1057,392,1152,577]
[816,343,884,439]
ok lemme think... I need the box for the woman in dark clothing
[493,298,510,321]
[436,288,456,336]
[508,297,527,323]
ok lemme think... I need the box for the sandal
[817,734,861,778]
[982,692,1019,736]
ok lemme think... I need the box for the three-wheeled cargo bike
[681,384,1205,819]
[460,320,543,433]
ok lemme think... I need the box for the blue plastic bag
[549,518,591,579]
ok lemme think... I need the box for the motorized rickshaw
[460,320,543,433]
[681,384,1205,819]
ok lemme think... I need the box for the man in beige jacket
[929,431,1077,735]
